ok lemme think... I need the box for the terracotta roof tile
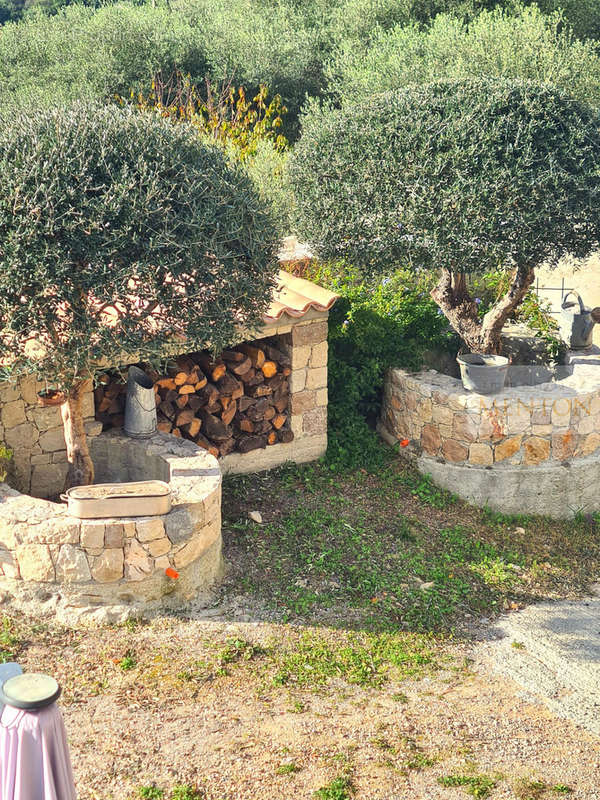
[265,270,338,322]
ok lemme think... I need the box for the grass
[0,616,19,662]
[222,457,600,634]
[138,787,203,800]
[314,775,354,799]
[438,773,499,798]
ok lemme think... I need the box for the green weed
[314,775,354,799]
[438,773,497,798]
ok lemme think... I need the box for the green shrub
[290,79,600,353]
[308,265,457,470]
[327,6,600,104]
[0,3,209,110]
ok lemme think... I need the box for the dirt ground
[6,612,597,800]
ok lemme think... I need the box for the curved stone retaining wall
[379,351,600,517]
[0,431,222,622]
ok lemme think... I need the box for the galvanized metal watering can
[124,366,157,438]
[560,291,600,350]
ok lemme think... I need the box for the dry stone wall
[0,432,222,622]
[381,368,600,468]
[379,352,600,517]
[0,375,100,498]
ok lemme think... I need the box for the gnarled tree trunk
[431,265,536,354]
[61,380,95,489]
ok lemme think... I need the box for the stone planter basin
[0,431,222,623]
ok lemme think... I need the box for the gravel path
[482,590,600,737]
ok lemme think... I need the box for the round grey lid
[0,673,61,710]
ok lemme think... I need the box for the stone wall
[0,431,222,622]
[0,376,100,498]
[379,351,600,517]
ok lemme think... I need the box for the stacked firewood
[94,340,294,457]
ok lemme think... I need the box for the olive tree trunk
[431,265,535,354]
[61,381,95,489]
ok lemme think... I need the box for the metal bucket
[124,366,157,438]
[457,353,509,395]
[560,290,597,350]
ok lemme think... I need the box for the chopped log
[238,395,255,413]
[237,416,254,433]
[172,427,182,438]
[188,395,202,413]
[217,371,243,397]
[156,377,177,390]
[239,368,256,384]
[195,433,219,458]
[176,355,196,373]
[237,434,267,453]
[282,366,292,377]
[175,395,189,410]
[266,373,285,391]
[279,429,294,444]
[155,393,161,407]
[105,382,122,399]
[175,408,195,428]
[108,398,122,415]
[218,437,236,457]
[199,410,232,442]
[182,417,202,439]
[173,371,188,387]
[221,349,246,363]
[178,384,196,395]
[98,396,112,413]
[221,395,233,410]
[195,353,227,382]
[264,405,276,421]
[229,356,252,376]
[245,372,265,388]
[248,383,272,399]
[254,420,273,435]
[221,400,237,427]
[157,420,173,434]
[261,360,278,379]
[237,343,265,369]
[200,383,220,406]
[267,431,277,445]
[273,395,289,413]
[159,401,176,420]
[246,398,271,421]
[165,389,180,404]
[265,344,291,367]
[98,373,111,386]
[272,413,287,430]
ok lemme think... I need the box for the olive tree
[289,79,600,353]
[0,103,278,487]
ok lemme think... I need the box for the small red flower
[399,438,410,447]
[165,567,179,580]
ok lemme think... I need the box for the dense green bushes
[311,267,457,469]
[0,4,209,108]
[328,6,600,104]
[2,1,600,139]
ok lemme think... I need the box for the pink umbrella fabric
[0,703,77,800]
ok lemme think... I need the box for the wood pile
[94,341,294,457]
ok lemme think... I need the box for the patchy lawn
[2,454,600,799]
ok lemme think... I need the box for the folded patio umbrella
[0,671,76,800]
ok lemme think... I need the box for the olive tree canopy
[289,79,600,353]
[0,103,279,486]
